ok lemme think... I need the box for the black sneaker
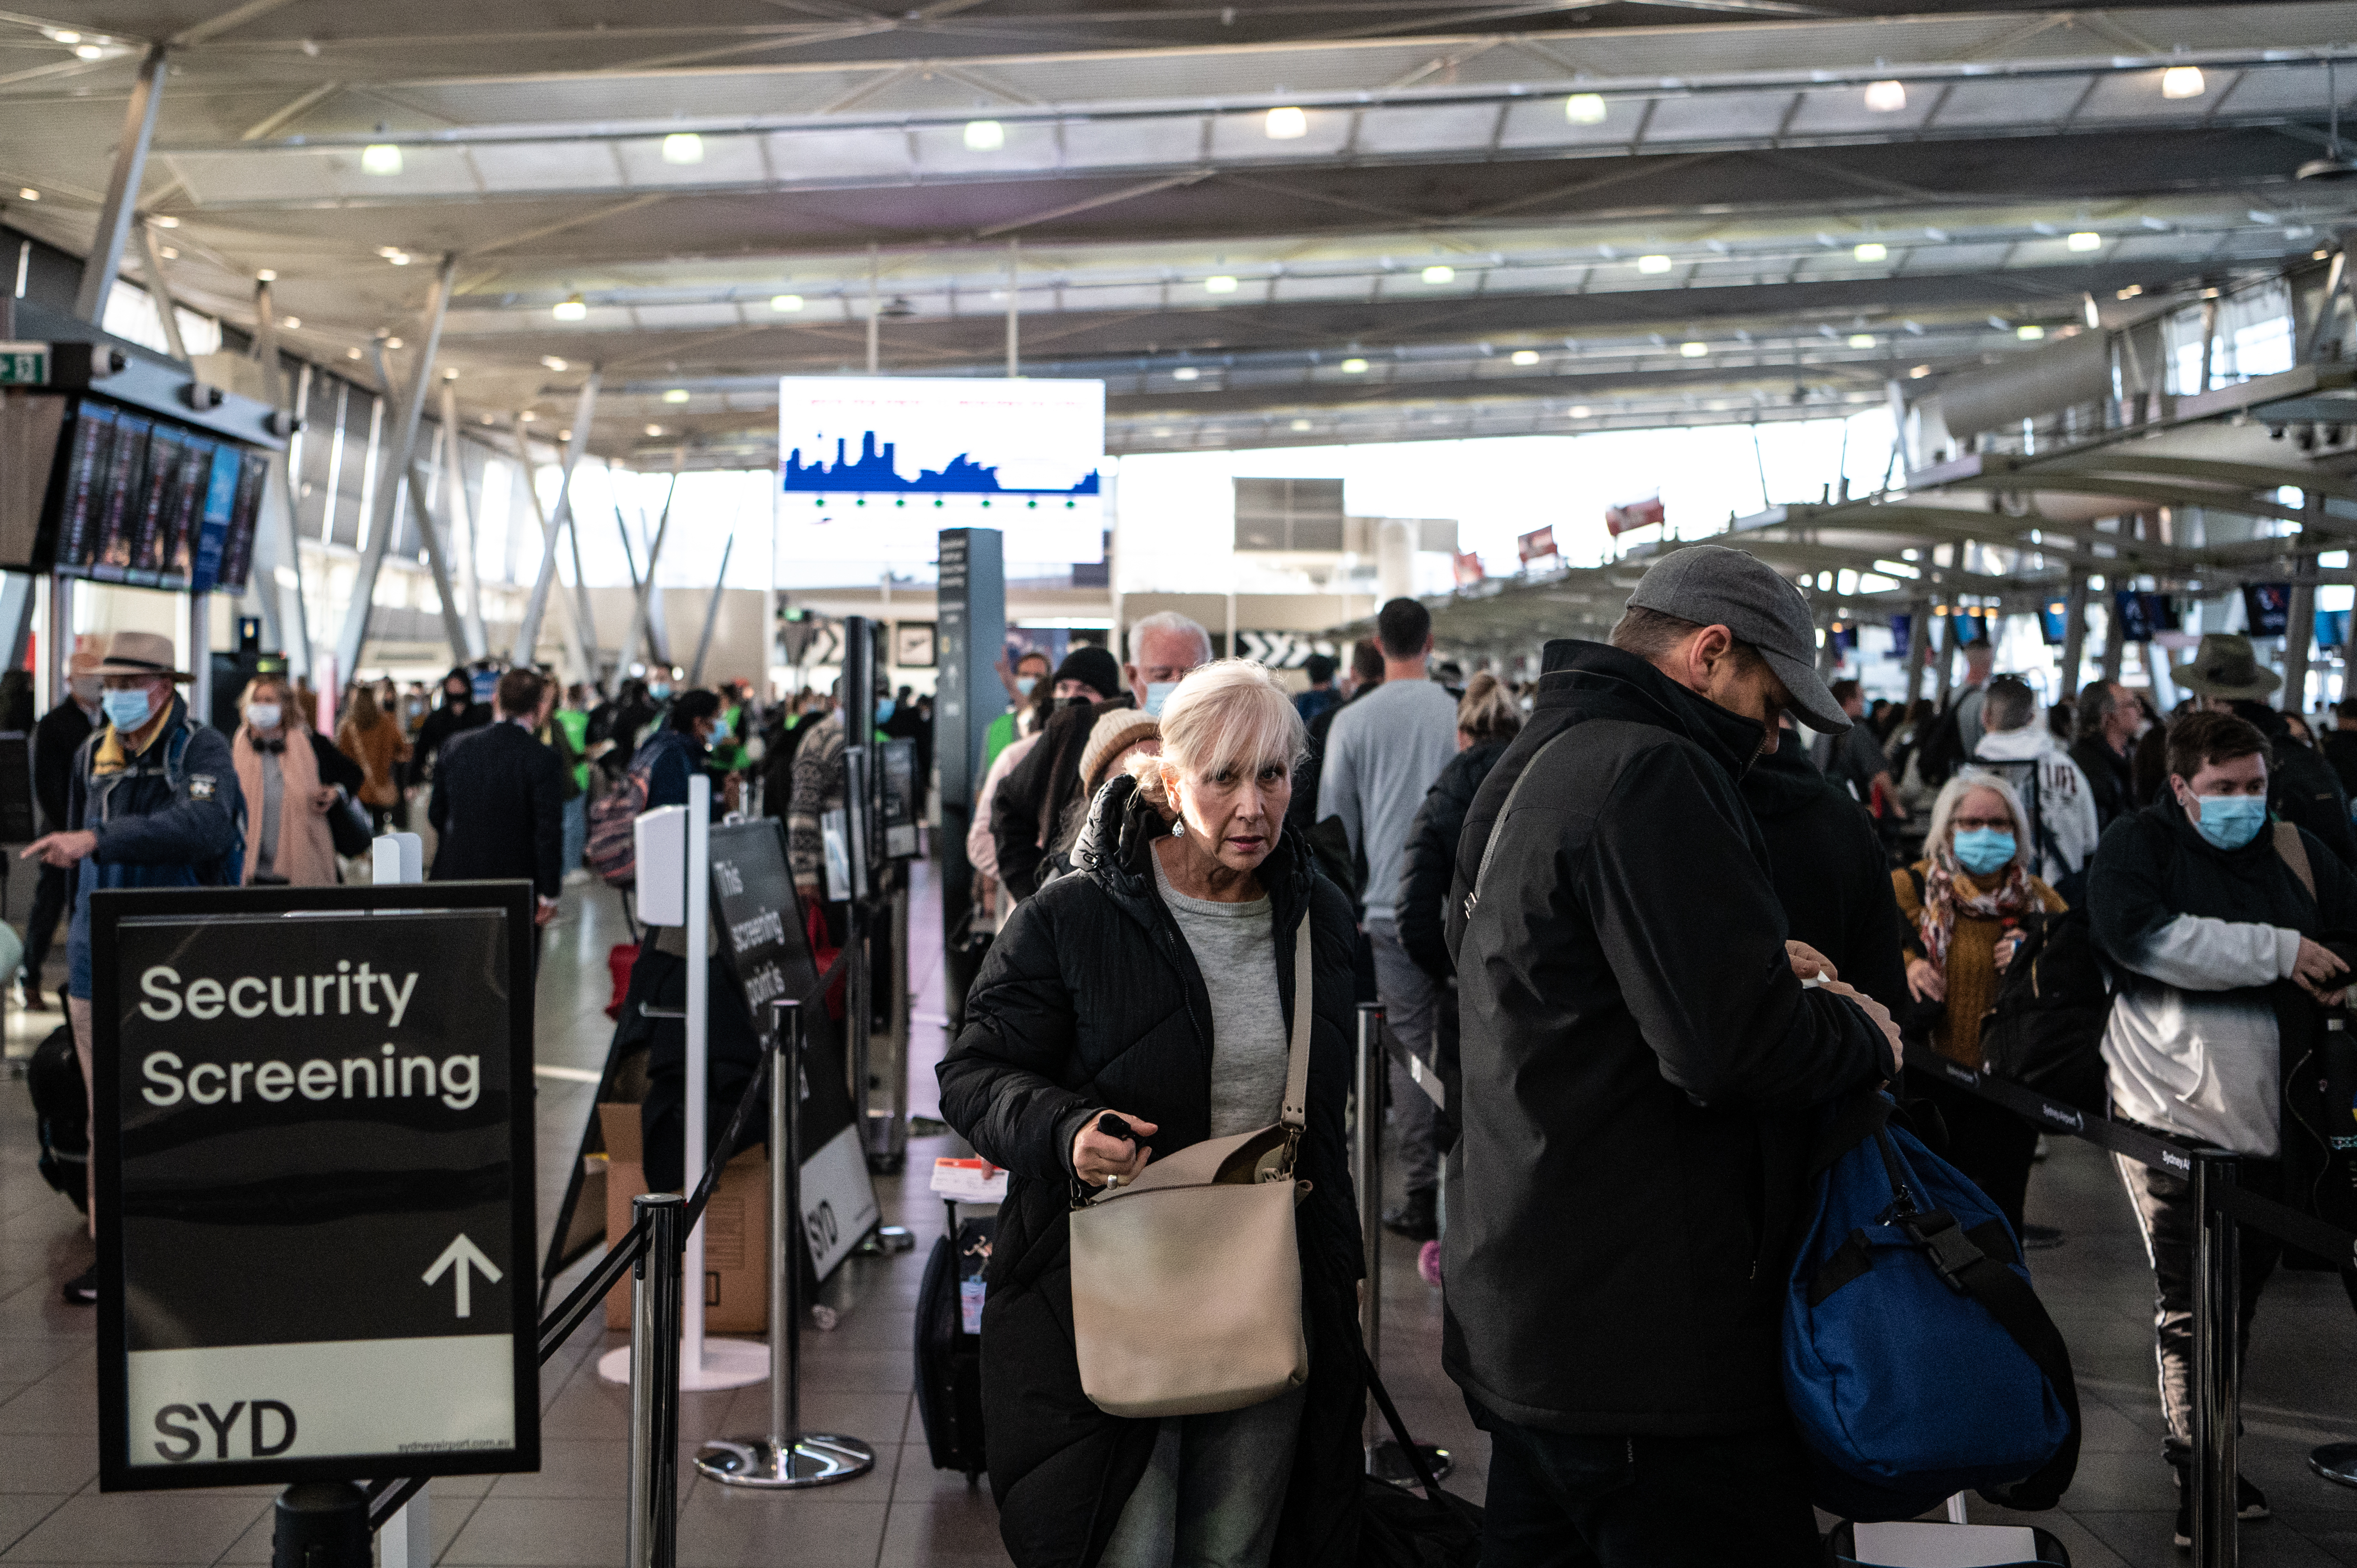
[60,1266,95,1306]
[2171,1473,2270,1548]
[1382,1189,1438,1242]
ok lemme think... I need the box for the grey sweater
[1316,678,1460,922]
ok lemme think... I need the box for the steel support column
[620,451,683,675]
[688,535,734,687]
[135,223,188,361]
[2285,490,2323,715]
[511,374,600,671]
[333,254,454,681]
[249,285,312,678]
[368,341,471,668]
[439,381,489,660]
[2059,568,2090,701]
[73,45,168,325]
[504,417,594,684]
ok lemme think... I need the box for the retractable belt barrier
[1900,1039,2357,1568]
[365,907,867,1555]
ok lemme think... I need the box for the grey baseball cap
[1624,544,1850,733]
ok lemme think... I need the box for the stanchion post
[626,1194,683,1568]
[692,1001,876,1487]
[1354,1004,1384,1370]
[269,1481,369,1568]
[2191,1151,2240,1568]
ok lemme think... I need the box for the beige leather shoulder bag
[1067,913,1314,1419]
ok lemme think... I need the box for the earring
[1170,815,1185,838]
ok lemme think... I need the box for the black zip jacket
[1398,739,1508,980]
[2231,700,2357,869]
[1742,735,1910,1016]
[1439,640,1885,1436]
[939,777,1363,1568]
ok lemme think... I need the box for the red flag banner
[1606,492,1665,536]
[1517,526,1556,564]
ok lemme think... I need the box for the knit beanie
[1077,708,1161,791]
[1053,645,1123,702]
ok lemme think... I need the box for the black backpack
[26,1024,87,1213]
[1975,906,2112,1115]
[1911,701,1971,791]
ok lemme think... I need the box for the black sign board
[93,882,537,1492]
[880,738,918,860]
[708,818,878,1277]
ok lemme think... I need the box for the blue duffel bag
[1784,1091,2079,1522]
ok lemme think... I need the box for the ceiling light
[1853,241,1887,262]
[346,347,363,360]
[539,355,568,371]
[1173,366,1199,381]
[1864,79,1907,113]
[386,252,411,265]
[360,143,404,177]
[558,430,570,441]
[2066,231,2102,252]
[768,294,805,313]
[376,246,402,258]
[1569,404,1591,417]
[663,388,690,403]
[1636,254,1673,274]
[383,337,403,349]
[1290,419,1313,432]
[553,296,588,321]
[159,246,179,260]
[1264,106,1308,140]
[1511,349,1540,366]
[72,43,106,60]
[1565,92,1607,125]
[660,132,703,165]
[1421,264,1455,285]
[42,29,79,42]
[519,411,535,421]
[963,119,1005,152]
[1204,275,1238,294]
[14,188,35,201]
[1847,333,1876,348]
[2162,65,2206,100]
[1340,357,1369,373]
[150,214,177,228]
[2083,295,2103,329]
[646,424,664,437]
[2016,324,2046,340]
[1909,365,1931,378]
[279,315,299,329]
[257,269,276,281]
[1680,341,1708,357]
[2117,284,2144,299]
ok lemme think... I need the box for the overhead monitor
[777,377,1104,567]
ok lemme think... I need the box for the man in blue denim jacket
[21,631,240,1302]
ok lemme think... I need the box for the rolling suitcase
[914,1203,991,1480]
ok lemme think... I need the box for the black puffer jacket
[939,777,1364,1568]
[1441,640,1886,1436]
[1397,739,1509,980]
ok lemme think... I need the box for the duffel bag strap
[1281,912,1313,1133]
[1362,1347,1448,1508]
[1940,1217,2083,1510]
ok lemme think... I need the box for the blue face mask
[649,683,672,701]
[102,687,153,733]
[1014,676,1038,697]
[876,699,894,724]
[708,715,730,742]
[1144,681,1179,719]
[2196,794,2268,851]
[1952,827,2017,876]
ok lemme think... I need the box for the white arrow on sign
[422,1234,503,1319]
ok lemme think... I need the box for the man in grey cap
[1440,544,1901,1566]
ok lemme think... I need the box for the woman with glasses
[1893,769,2066,1235]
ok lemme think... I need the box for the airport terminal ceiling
[8,3,2357,466]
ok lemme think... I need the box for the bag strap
[1466,731,1572,917]
[1362,1347,1450,1508]
[1281,912,1312,1131]
[2276,818,2316,904]
[1877,1127,2083,1510]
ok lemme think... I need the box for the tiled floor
[0,851,2348,1563]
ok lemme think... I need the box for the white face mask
[246,702,283,732]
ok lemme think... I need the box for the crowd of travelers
[942,555,2357,1565]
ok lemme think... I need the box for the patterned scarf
[1916,843,2040,966]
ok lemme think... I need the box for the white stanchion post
[600,774,767,1390]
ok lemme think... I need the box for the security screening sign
[92,883,538,1492]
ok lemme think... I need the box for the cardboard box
[600,1102,770,1333]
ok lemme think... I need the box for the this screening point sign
[91,883,539,1493]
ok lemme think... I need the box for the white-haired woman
[939,659,1363,1568]
[1892,768,2066,1235]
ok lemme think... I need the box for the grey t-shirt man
[1316,678,1460,923]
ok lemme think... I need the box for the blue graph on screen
[783,431,1101,496]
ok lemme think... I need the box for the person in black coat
[428,669,564,944]
[408,666,490,792]
[21,657,98,1009]
[1743,724,1911,1016]
[939,660,1363,1568]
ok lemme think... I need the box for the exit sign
[0,342,47,385]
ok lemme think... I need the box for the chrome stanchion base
[695,1434,877,1488]
[2310,1442,2357,1489]
[1366,1439,1451,1487]
[857,1225,915,1256]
